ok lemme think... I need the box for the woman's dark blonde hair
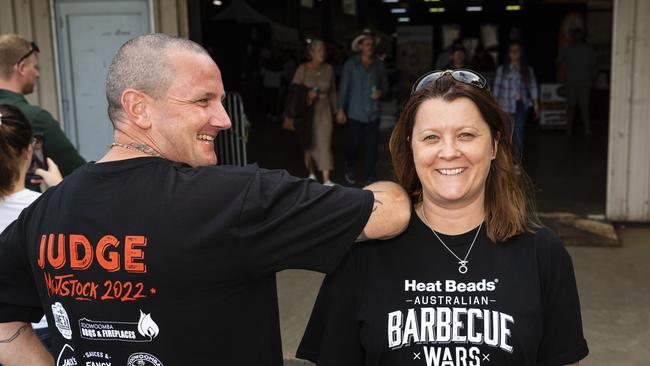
[389,74,540,242]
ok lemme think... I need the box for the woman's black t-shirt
[297,213,589,366]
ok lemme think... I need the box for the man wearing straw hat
[337,29,389,185]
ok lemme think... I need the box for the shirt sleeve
[238,168,374,276]
[0,215,44,323]
[296,248,365,365]
[33,109,86,176]
[536,229,589,365]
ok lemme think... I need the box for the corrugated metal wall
[0,0,188,121]
[607,0,650,221]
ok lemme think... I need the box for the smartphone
[26,134,47,181]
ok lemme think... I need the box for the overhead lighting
[429,7,445,13]
[212,0,223,5]
[398,17,410,23]
[424,0,441,2]
[506,5,522,11]
[466,6,483,12]
[391,8,407,14]
[382,0,399,3]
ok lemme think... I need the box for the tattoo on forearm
[371,190,385,212]
[372,198,384,212]
[0,324,29,343]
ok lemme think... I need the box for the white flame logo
[137,310,159,339]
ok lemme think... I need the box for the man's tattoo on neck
[0,324,29,343]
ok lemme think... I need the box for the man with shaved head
[0,34,410,365]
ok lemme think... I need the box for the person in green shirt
[0,34,85,177]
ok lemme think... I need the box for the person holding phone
[0,104,62,356]
[0,104,62,225]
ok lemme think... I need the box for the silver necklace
[110,142,165,159]
[421,207,483,274]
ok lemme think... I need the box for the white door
[55,0,152,161]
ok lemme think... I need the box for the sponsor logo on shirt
[52,302,73,340]
[386,277,514,365]
[79,310,159,342]
[57,344,78,366]
[82,350,112,366]
[126,352,163,366]
[404,279,498,292]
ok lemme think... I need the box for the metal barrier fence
[216,92,249,166]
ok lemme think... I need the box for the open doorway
[191,0,613,215]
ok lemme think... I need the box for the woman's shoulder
[508,226,568,258]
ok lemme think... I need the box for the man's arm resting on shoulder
[0,322,53,366]
[358,181,411,241]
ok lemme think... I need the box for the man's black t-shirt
[297,213,588,366]
[0,157,373,365]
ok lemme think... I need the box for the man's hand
[336,109,347,124]
[357,181,411,241]
[371,89,382,100]
[0,322,53,366]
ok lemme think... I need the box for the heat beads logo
[126,352,163,366]
[52,302,72,340]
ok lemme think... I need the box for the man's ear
[121,89,151,129]
[13,61,27,77]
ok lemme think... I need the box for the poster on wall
[396,25,433,99]
[539,83,567,129]
[342,0,356,15]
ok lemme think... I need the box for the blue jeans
[511,101,528,162]
[345,119,380,181]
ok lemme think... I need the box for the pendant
[458,260,468,274]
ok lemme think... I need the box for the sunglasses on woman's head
[411,69,488,95]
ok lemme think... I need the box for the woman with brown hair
[1,104,62,226]
[0,103,61,355]
[493,41,539,169]
[297,69,588,366]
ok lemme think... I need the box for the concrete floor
[278,226,650,365]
